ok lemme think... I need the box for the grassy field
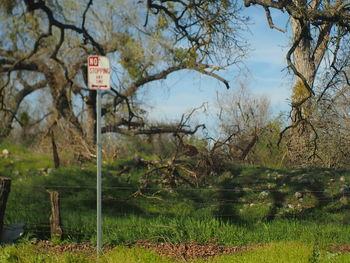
[2,142,350,261]
[4,165,350,246]
[1,242,350,262]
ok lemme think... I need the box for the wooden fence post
[0,177,11,235]
[47,190,62,240]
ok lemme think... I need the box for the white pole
[96,90,102,255]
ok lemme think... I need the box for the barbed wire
[9,184,349,193]
[5,182,350,241]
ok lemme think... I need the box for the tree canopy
[0,0,247,157]
[244,0,350,165]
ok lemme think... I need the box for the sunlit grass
[194,242,312,263]
[100,246,174,263]
[0,243,92,263]
[193,242,350,263]
[1,242,350,263]
[3,142,350,262]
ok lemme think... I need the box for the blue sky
[20,5,293,133]
[145,6,293,128]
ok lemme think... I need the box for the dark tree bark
[0,79,47,139]
[85,90,97,145]
[0,177,11,235]
[50,130,60,168]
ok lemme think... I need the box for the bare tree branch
[24,0,105,55]
[264,7,285,33]
[102,124,205,136]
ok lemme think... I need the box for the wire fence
[4,183,350,243]
[16,184,337,193]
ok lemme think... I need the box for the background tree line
[2,0,350,173]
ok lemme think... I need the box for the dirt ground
[131,241,262,260]
[327,244,350,254]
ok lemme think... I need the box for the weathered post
[47,190,62,240]
[0,177,11,235]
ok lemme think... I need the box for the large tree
[244,0,350,166]
[0,0,247,157]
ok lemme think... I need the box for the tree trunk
[240,132,258,161]
[0,114,13,139]
[290,16,315,117]
[50,130,60,169]
[82,64,97,146]
[290,17,315,91]
[288,16,316,167]
[0,177,11,235]
[39,61,84,137]
[86,90,97,145]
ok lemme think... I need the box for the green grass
[1,242,350,263]
[97,217,350,246]
[100,246,174,263]
[9,212,350,247]
[0,142,53,176]
[193,242,350,263]
[0,243,92,263]
[3,142,350,255]
[194,242,312,263]
[0,244,175,263]
[4,163,350,246]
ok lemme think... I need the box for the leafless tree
[215,83,271,163]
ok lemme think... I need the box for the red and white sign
[87,56,110,90]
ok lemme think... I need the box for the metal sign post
[87,56,110,255]
[96,89,102,254]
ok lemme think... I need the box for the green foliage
[309,244,321,263]
[239,203,271,222]
[19,112,30,127]
[1,0,16,14]
[173,48,198,65]
[220,0,231,9]
[157,15,169,30]
[292,80,309,103]
[116,32,146,80]
[253,118,286,168]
